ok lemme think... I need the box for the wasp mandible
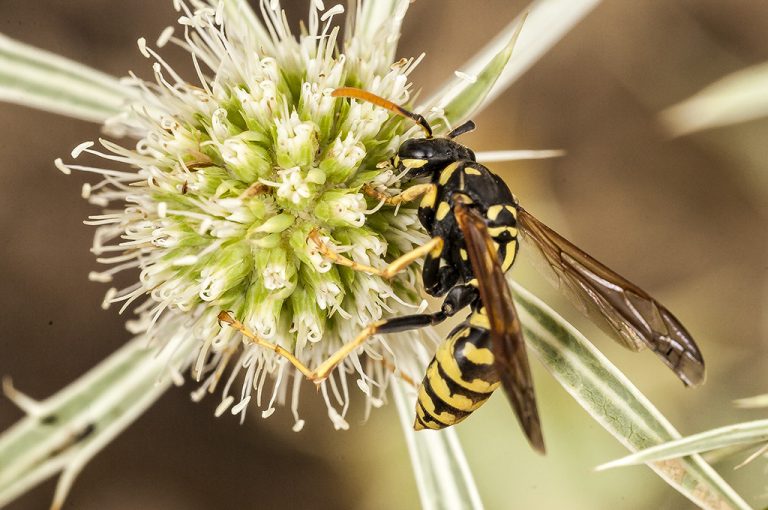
[220,87,705,454]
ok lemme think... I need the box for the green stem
[0,329,197,510]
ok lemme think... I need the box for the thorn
[51,454,87,510]
[2,376,45,417]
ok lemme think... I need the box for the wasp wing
[454,200,545,453]
[517,207,705,387]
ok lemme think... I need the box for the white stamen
[157,26,175,47]
[54,158,71,175]
[357,378,370,396]
[172,255,199,266]
[71,141,94,158]
[215,395,235,417]
[231,395,251,415]
[137,37,150,58]
[88,271,113,283]
[101,287,118,310]
[321,4,344,22]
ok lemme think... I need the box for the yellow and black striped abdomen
[414,321,500,430]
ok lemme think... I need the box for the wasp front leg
[421,247,460,297]
[363,183,435,206]
[308,229,443,280]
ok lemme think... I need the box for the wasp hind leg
[219,309,451,384]
[219,281,477,384]
[309,282,480,381]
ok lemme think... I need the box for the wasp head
[395,138,476,180]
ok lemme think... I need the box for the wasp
[220,87,705,453]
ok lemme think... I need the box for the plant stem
[0,329,196,509]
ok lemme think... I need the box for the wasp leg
[363,183,435,206]
[218,312,315,379]
[422,249,461,297]
[309,230,443,279]
[297,285,475,381]
[312,311,452,381]
[219,310,450,384]
[220,282,475,384]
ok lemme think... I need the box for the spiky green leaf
[0,33,133,122]
[511,282,751,510]
[597,419,768,470]
[421,0,601,131]
[660,61,768,136]
[393,379,483,510]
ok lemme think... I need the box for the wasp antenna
[447,120,476,139]
[332,87,432,138]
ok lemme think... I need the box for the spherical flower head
[58,0,433,430]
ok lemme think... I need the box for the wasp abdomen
[414,322,500,430]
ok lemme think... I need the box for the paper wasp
[220,87,705,454]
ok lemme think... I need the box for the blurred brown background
[0,1,766,509]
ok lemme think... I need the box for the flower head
[57,0,434,430]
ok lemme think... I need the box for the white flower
[56,0,431,430]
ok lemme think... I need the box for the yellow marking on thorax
[435,339,497,393]
[487,204,504,221]
[439,161,461,185]
[462,342,495,365]
[469,311,491,330]
[449,327,472,344]
[501,240,518,271]
[487,225,518,238]
[459,248,468,260]
[420,184,438,209]
[505,205,518,217]
[468,278,479,287]
[465,167,482,176]
[435,201,451,221]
